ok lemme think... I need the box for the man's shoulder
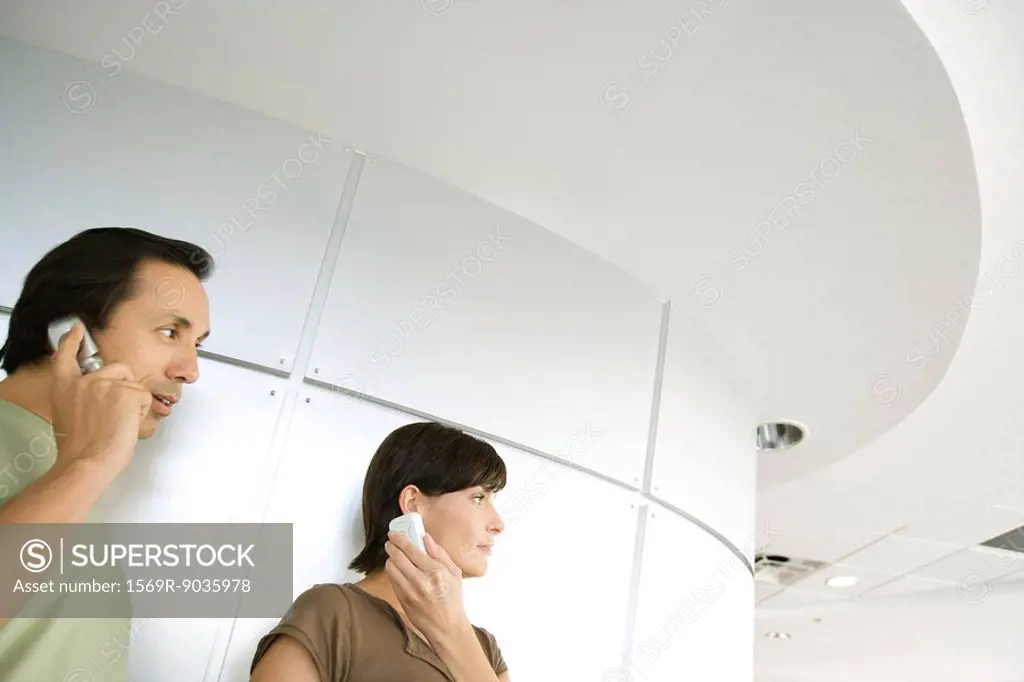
[0,400,58,505]
[0,399,55,449]
[0,617,131,681]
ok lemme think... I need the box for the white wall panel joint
[619,503,649,678]
[649,496,754,577]
[642,300,672,494]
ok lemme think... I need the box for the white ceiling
[753,1,1024,679]
[0,0,1016,679]
[0,0,982,490]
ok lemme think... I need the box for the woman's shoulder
[289,582,400,621]
[469,624,508,675]
[290,582,355,607]
[274,582,354,627]
[250,583,357,677]
[470,623,497,641]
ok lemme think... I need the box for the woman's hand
[385,532,504,682]
[385,530,472,644]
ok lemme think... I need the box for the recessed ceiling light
[765,631,792,640]
[756,421,805,452]
[825,575,858,588]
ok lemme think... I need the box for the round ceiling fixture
[825,575,858,588]
[765,632,792,640]
[756,421,805,452]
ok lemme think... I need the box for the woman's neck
[354,570,403,614]
[354,570,429,643]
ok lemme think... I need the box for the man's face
[92,259,211,439]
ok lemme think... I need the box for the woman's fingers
[385,556,415,598]
[388,531,436,572]
[425,533,461,577]
[386,536,457,603]
[385,538,416,575]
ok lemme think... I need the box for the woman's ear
[397,484,421,514]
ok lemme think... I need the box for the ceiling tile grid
[908,547,1024,585]
[836,534,962,575]
[895,505,1024,547]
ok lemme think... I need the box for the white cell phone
[47,315,104,373]
[389,512,427,554]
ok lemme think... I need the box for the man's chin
[138,416,162,439]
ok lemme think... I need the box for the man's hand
[385,531,471,643]
[0,322,154,630]
[48,322,152,482]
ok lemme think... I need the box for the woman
[249,421,510,681]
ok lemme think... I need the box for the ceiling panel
[838,535,961,575]
[758,588,843,610]
[896,505,1024,546]
[755,582,785,603]
[860,575,957,598]
[909,547,1024,584]
[785,564,900,599]
[754,523,898,565]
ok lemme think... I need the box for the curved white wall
[0,37,756,682]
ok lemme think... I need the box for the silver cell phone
[47,315,104,374]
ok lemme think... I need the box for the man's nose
[171,354,200,384]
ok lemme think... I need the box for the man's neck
[0,364,55,424]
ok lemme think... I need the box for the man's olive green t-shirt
[251,582,508,681]
[0,398,131,682]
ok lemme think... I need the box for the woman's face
[419,486,505,578]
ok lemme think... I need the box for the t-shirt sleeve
[250,583,352,682]
[475,626,508,676]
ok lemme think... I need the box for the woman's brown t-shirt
[250,582,507,681]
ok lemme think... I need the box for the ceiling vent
[979,524,1024,554]
[754,553,827,587]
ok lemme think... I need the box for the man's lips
[151,393,179,413]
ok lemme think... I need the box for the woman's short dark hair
[0,227,213,374]
[348,421,507,575]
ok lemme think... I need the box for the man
[0,227,213,681]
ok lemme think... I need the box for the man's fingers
[105,380,154,417]
[124,382,156,415]
[50,322,85,384]
[88,362,137,383]
[113,380,151,395]
[82,373,152,417]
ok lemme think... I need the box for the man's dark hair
[0,227,213,374]
[348,421,507,575]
